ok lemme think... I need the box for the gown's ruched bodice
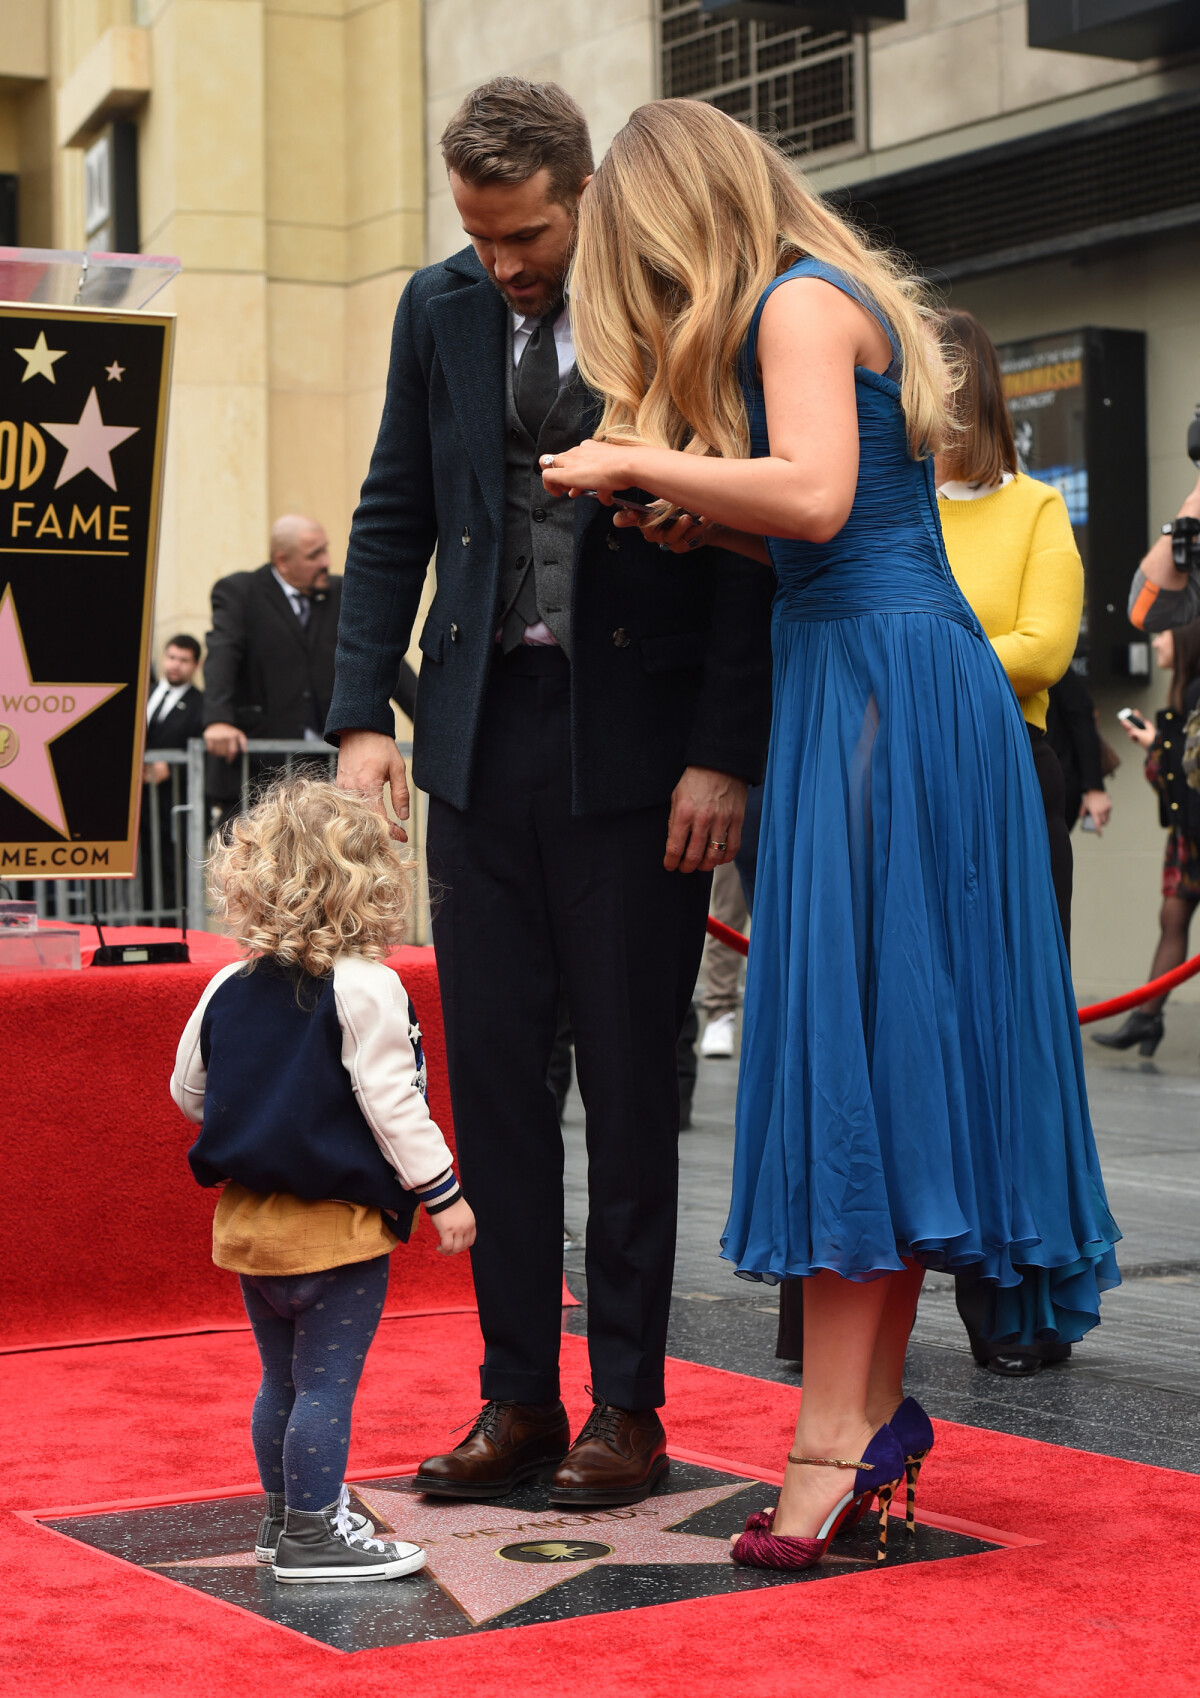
[722,259,1119,1346]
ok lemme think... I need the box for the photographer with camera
[1128,407,1200,633]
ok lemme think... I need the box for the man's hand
[336,728,410,842]
[665,766,747,873]
[204,722,248,762]
[1080,789,1112,833]
[1140,469,1200,591]
[144,760,169,786]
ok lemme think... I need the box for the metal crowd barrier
[21,738,428,944]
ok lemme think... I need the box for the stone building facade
[4,0,1200,992]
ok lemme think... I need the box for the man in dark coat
[203,515,340,808]
[142,633,205,911]
[327,79,774,1507]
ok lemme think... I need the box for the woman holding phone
[540,100,1118,1571]
[1095,623,1200,1055]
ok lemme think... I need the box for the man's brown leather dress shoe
[547,1391,668,1506]
[415,1399,570,1500]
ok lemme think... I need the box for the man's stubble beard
[492,274,567,321]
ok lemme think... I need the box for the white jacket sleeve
[170,961,245,1124]
[332,956,456,1190]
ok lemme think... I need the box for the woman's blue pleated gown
[722,260,1120,1345]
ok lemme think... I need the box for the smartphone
[1080,814,1099,833]
[1117,708,1150,731]
[584,492,702,523]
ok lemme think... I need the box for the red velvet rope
[703,916,1200,1025]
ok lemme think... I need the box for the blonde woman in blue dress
[541,99,1119,1571]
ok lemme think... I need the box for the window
[660,0,863,161]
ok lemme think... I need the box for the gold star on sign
[105,360,124,382]
[15,331,67,384]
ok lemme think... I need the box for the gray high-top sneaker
[272,1492,425,1584]
[255,1482,375,1564]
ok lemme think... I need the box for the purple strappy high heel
[731,1424,906,1572]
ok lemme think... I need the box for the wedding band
[709,838,727,851]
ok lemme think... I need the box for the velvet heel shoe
[886,1396,935,1534]
[731,1425,905,1572]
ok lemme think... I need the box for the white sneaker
[700,1012,736,1058]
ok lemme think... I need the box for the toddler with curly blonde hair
[171,776,474,1585]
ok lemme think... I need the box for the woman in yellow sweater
[937,309,1085,1379]
[936,308,1085,954]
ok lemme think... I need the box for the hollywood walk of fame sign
[0,301,173,878]
[36,1462,1004,1652]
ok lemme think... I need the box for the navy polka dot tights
[239,1254,389,1510]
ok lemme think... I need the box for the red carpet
[0,943,475,1349]
[1,1314,1194,1698]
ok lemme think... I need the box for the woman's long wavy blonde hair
[210,775,411,978]
[571,99,953,463]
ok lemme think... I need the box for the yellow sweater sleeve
[988,490,1083,701]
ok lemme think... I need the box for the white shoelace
[332,1492,390,1553]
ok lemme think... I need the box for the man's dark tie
[294,593,311,630]
[514,312,560,442]
[503,314,561,653]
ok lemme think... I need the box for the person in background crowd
[203,516,341,821]
[936,308,1083,952]
[548,100,1117,1570]
[327,79,774,1508]
[172,777,474,1585]
[143,634,205,911]
[698,779,762,1061]
[1128,466,1200,632]
[699,862,748,1059]
[1094,623,1200,1057]
[1046,667,1112,836]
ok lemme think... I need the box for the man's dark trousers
[429,646,711,1412]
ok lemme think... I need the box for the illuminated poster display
[998,327,1146,687]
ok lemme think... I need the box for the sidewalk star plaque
[0,302,173,877]
[35,1462,1005,1652]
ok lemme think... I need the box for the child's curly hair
[209,775,411,976]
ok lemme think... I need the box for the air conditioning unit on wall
[1028,0,1200,59]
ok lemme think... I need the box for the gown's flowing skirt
[722,607,1120,1345]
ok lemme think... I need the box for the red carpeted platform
[0,939,476,1350]
[0,1315,1193,1698]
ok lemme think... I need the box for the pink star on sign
[0,588,124,835]
[41,387,138,490]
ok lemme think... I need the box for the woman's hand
[1119,715,1156,750]
[540,440,634,501]
[613,506,716,553]
[1080,789,1112,833]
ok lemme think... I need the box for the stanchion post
[186,737,208,927]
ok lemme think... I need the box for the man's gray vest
[498,326,589,657]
